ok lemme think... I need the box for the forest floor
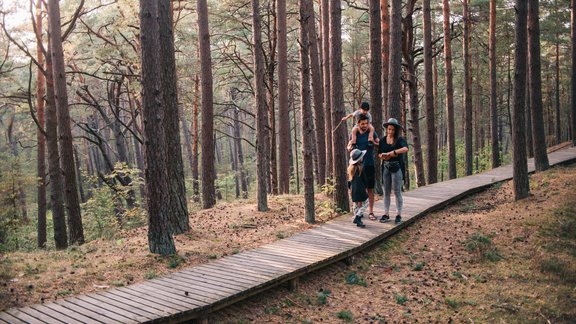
[1,164,575,323]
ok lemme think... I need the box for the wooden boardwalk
[2,146,576,323]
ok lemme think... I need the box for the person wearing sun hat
[347,148,368,228]
[378,117,409,224]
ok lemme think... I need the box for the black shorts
[364,165,375,189]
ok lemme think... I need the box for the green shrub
[345,272,367,286]
[464,232,502,262]
[336,310,353,322]
[395,294,408,305]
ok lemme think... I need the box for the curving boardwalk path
[2,146,576,323]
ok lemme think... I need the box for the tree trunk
[48,0,84,245]
[329,0,349,212]
[73,146,86,204]
[511,0,530,200]
[7,118,29,222]
[572,0,576,145]
[197,0,217,209]
[45,39,67,250]
[139,0,176,255]
[192,73,200,203]
[277,0,290,194]
[267,1,278,196]
[555,40,561,143]
[369,0,383,194]
[305,0,326,186]
[526,74,534,158]
[463,0,473,176]
[230,90,249,198]
[252,0,269,211]
[380,0,390,119]
[442,0,457,179]
[179,100,194,179]
[489,0,500,168]
[423,0,437,184]
[322,0,333,179]
[528,0,550,171]
[299,0,315,223]
[35,0,47,248]
[403,0,425,187]
[387,0,402,120]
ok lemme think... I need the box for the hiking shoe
[394,215,402,224]
[379,215,390,223]
[353,215,366,228]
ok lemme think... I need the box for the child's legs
[351,126,359,143]
[368,124,375,140]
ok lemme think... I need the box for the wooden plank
[186,264,269,285]
[84,292,157,320]
[193,263,273,282]
[94,290,169,317]
[0,311,27,324]
[254,246,328,263]
[12,306,67,324]
[228,253,304,272]
[40,302,103,324]
[239,249,312,267]
[62,297,140,323]
[142,279,218,305]
[108,287,186,313]
[126,283,206,309]
[151,275,234,300]
[215,257,287,276]
[72,294,149,323]
[169,270,251,292]
[53,300,124,324]
[280,235,355,251]
[5,308,49,323]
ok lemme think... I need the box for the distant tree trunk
[330,0,348,212]
[299,0,315,223]
[267,1,279,195]
[293,96,301,194]
[528,0,549,171]
[305,0,326,186]
[423,0,437,184]
[140,0,176,255]
[73,146,85,204]
[252,0,269,211]
[230,89,249,198]
[572,0,576,145]
[45,39,67,250]
[369,0,383,194]
[192,73,200,203]
[321,0,333,179]
[179,101,194,179]
[6,118,29,222]
[277,0,290,194]
[48,0,84,245]
[403,0,425,187]
[463,0,473,176]
[197,0,216,209]
[387,0,402,120]
[36,0,47,248]
[526,75,534,158]
[555,40,561,143]
[512,0,530,200]
[442,0,457,179]
[489,0,500,168]
[159,0,189,232]
[380,0,390,118]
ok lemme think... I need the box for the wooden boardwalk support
[2,146,576,323]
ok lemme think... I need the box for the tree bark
[322,0,333,179]
[267,1,278,195]
[369,0,383,194]
[45,39,67,250]
[252,0,269,211]
[48,0,84,245]
[192,73,200,203]
[512,0,530,200]
[572,0,576,145]
[330,0,349,212]
[35,0,47,248]
[403,0,425,188]
[442,0,457,179]
[489,0,500,168]
[387,0,402,120]
[423,0,436,184]
[140,0,176,255]
[380,0,389,119]
[197,0,217,209]
[158,0,189,232]
[528,0,550,171]
[277,0,290,194]
[463,0,473,176]
[555,40,561,143]
[299,0,315,223]
[305,0,326,186]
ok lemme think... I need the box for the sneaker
[379,215,390,223]
[353,215,366,228]
[394,215,402,224]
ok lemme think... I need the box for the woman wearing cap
[378,118,409,224]
[348,149,368,228]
